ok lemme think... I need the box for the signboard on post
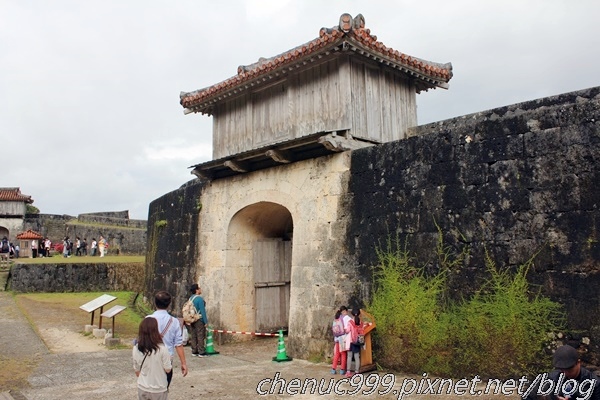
[79,294,117,329]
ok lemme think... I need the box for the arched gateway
[227,202,293,332]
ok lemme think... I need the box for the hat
[553,345,579,369]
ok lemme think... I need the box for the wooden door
[253,239,291,332]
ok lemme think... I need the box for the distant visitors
[0,237,8,254]
[90,238,97,256]
[98,235,106,257]
[132,317,172,400]
[31,239,38,258]
[148,291,188,388]
[81,238,88,256]
[13,244,19,258]
[62,237,70,258]
[75,237,82,256]
[186,284,208,357]
[44,238,51,257]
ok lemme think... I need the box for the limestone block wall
[9,262,144,292]
[196,152,356,357]
[347,86,600,363]
[145,180,205,313]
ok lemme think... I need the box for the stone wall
[145,155,356,358]
[347,86,600,362]
[145,180,205,313]
[9,262,144,292]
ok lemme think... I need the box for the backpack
[1,241,8,252]
[355,323,365,345]
[182,295,200,324]
[332,318,344,337]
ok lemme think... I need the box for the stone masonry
[146,86,600,361]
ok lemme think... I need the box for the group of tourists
[331,306,364,378]
[132,284,208,399]
[60,236,107,258]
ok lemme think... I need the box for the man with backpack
[186,284,208,357]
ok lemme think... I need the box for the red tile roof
[181,13,453,115]
[0,187,33,203]
[16,229,43,240]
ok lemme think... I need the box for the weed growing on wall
[369,237,452,374]
[368,235,564,379]
[449,251,564,377]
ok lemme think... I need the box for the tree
[26,204,40,214]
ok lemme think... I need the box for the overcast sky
[1,0,598,220]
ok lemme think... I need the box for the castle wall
[146,86,600,361]
[348,86,600,363]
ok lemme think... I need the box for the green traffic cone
[205,326,219,355]
[272,330,292,362]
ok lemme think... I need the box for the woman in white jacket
[132,317,172,399]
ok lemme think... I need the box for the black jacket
[523,367,600,400]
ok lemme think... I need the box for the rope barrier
[209,329,282,337]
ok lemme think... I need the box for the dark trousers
[166,369,172,388]
[190,320,206,354]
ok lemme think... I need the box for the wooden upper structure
[181,13,453,180]
[0,187,33,217]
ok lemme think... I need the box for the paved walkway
[0,292,359,400]
[0,292,521,400]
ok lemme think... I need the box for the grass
[15,291,146,340]
[66,220,146,230]
[12,255,145,264]
[1,291,147,391]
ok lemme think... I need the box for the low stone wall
[77,214,147,229]
[8,262,144,293]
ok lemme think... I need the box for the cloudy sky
[1,0,598,220]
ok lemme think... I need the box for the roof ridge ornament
[338,13,366,34]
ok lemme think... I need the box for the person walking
[75,237,81,256]
[62,237,70,258]
[98,235,106,257]
[132,317,172,399]
[187,284,208,357]
[90,238,97,256]
[148,291,188,388]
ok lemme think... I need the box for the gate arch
[226,201,293,332]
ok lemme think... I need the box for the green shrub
[369,238,451,374]
[449,251,564,377]
[368,234,564,379]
